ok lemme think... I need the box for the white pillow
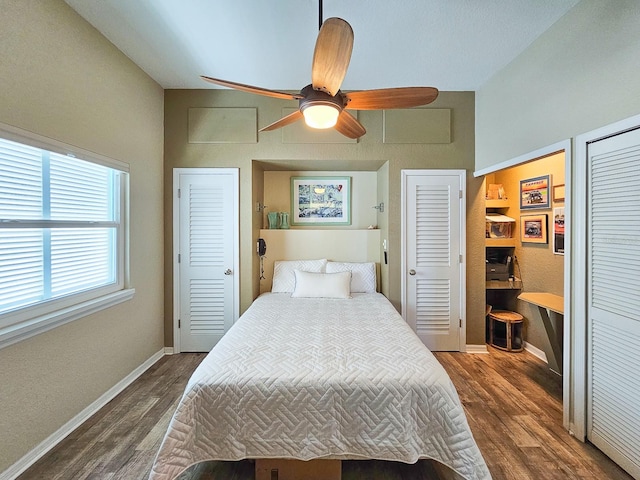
[325,262,376,293]
[271,259,327,293]
[291,270,352,299]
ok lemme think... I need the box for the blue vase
[267,212,279,229]
[279,212,290,229]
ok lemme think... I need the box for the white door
[401,170,466,351]
[586,128,640,478]
[173,168,239,352]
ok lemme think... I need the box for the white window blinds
[0,137,121,317]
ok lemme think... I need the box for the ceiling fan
[200,12,438,139]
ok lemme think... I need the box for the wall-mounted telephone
[383,239,388,265]
[257,238,267,256]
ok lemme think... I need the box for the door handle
[224,269,232,275]
[409,269,416,276]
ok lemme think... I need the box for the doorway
[475,139,572,431]
[172,168,239,352]
[401,169,466,351]
[575,115,640,478]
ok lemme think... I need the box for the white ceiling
[64,0,579,92]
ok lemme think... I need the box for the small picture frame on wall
[521,214,548,244]
[291,176,351,226]
[553,184,565,202]
[520,175,551,210]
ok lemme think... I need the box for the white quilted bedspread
[149,293,491,480]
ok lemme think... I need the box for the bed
[149,260,491,480]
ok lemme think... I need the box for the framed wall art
[520,175,551,210]
[553,207,565,254]
[553,184,565,202]
[521,214,548,244]
[290,176,351,226]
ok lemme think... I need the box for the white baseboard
[465,344,489,354]
[164,346,174,355]
[0,348,165,480]
[524,342,548,363]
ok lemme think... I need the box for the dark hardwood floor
[16,348,632,480]
[435,349,631,480]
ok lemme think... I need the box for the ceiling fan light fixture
[302,104,340,129]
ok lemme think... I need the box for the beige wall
[376,161,390,294]
[475,0,640,171]
[252,163,266,303]
[486,152,565,352]
[466,175,489,344]
[0,0,164,472]
[164,90,487,346]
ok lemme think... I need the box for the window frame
[0,122,134,350]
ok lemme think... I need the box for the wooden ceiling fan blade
[345,87,439,110]
[259,110,304,132]
[334,110,366,139]
[311,18,354,96]
[200,76,303,101]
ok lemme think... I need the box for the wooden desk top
[518,292,564,314]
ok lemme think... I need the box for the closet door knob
[409,269,416,276]
[224,269,232,275]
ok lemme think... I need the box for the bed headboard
[258,229,381,294]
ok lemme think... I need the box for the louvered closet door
[403,170,465,351]
[587,128,640,478]
[176,169,238,352]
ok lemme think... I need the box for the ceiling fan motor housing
[299,84,345,113]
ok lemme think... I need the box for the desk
[517,292,564,374]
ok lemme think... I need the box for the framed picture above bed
[291,176,351,226]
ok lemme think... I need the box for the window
[0,125,132,349]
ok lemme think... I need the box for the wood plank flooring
[435,349,631,480]
[16,348,632,480]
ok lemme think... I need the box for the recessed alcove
[251,159,390,295]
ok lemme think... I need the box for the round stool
[488,310,524,352]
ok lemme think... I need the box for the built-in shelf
[485,199,510,209]
[486,278,522,290]
[485,207,516,246]
[485,196,519,315]
[486,238,516,247]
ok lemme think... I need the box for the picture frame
[520,214,548,244]
[520,175,551,210]
[291,176,351,226]
[553,184,565,202]
[553,207,565,255]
